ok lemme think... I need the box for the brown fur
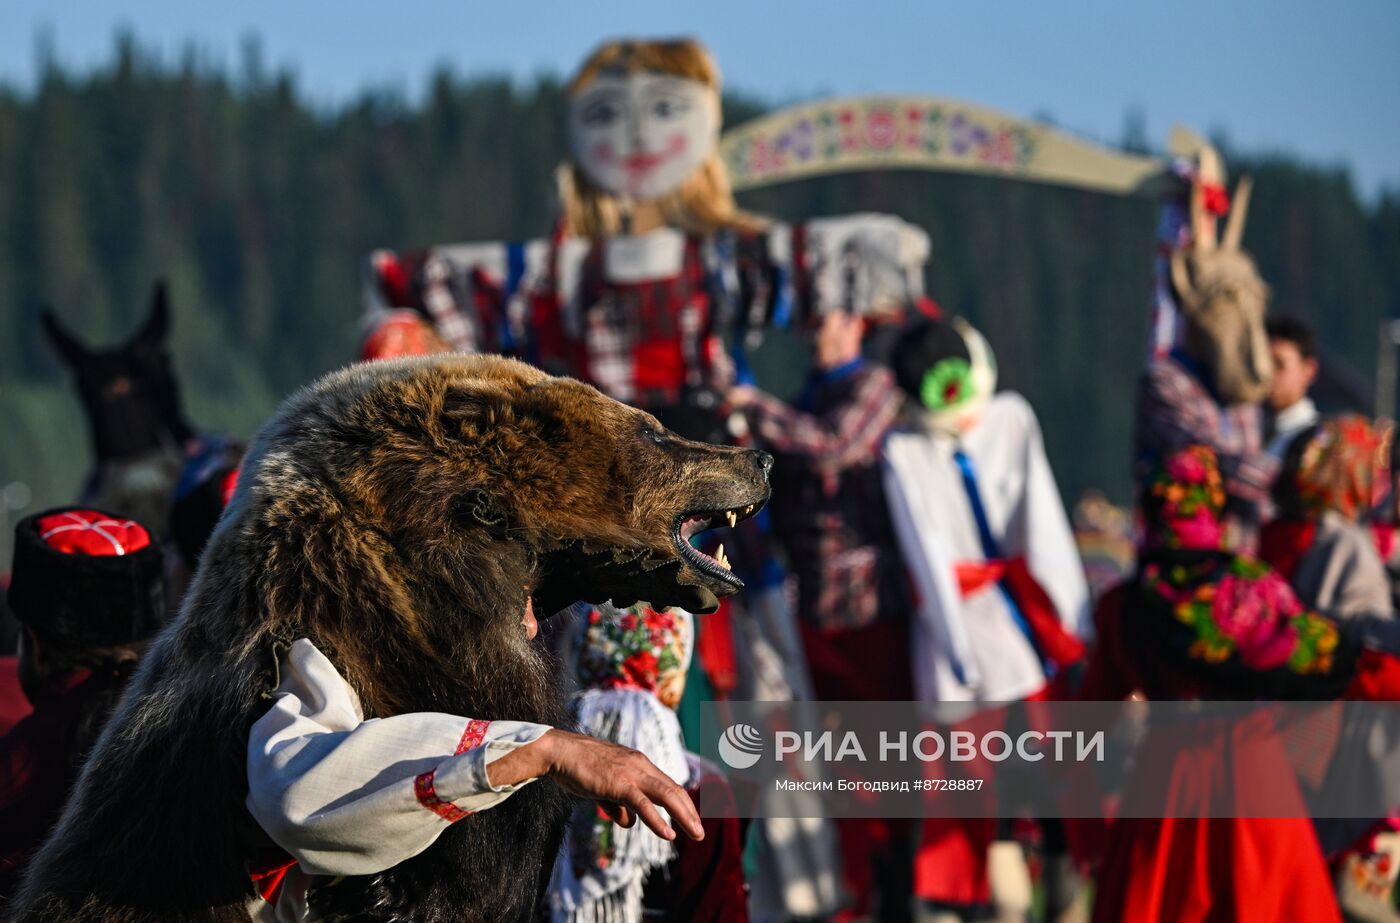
[10,355,770,922]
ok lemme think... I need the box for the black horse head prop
[44,281,194,463]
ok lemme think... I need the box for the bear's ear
[455,489,511,537]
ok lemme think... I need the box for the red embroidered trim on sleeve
[455,718,491,754]
[414,719,494,821]
[414,769,469,823]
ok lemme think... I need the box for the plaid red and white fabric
[367,249,484,353]
[363,215,934,410]
[566,236,732,409]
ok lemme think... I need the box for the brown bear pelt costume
[11,355,771,922]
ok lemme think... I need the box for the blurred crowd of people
[2,33,1398,923]
[6,281,1400,923]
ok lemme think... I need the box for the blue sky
[4,1,1398,198]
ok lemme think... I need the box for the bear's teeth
[726,510,737,527]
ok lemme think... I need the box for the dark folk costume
[732,358,911,921]
[1135,353,1276,549]
[733,359,908,647]
[0,509,165,903]
[1136,169,1277,551]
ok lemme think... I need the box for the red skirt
[1093,816,1339,923]
[1092,711,1340,922]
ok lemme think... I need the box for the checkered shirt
[738,363,908,631]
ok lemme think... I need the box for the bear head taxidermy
[11,354,771,922]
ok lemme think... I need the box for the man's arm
[731,366,901,472]
[246,640,700,879]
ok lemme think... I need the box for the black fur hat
[7,507,165,648]
[890,316,972,400]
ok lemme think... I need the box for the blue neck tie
[951,448,1049,673]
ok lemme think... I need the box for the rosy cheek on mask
[590,141,615,165]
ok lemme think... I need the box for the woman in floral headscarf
[1081,444,1362,923]
[1259,418,1400,923]
[1260,415,1394,620]
[549,604,748,923]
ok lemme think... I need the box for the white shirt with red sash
[883,392,1091,703]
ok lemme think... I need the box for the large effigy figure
[362,39,929,416]
[362,38,931,921]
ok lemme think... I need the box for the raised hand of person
[486,728,704,842]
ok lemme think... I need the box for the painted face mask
[568,72,718,202]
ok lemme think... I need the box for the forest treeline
[2,35,1398,522]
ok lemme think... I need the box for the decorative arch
[720,95,1178,197]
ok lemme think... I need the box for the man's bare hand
[487,729,704,842]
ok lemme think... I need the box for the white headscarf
[548,604,694,923]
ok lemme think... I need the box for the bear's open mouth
[672,502,763,590]
[531,491,770,618]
